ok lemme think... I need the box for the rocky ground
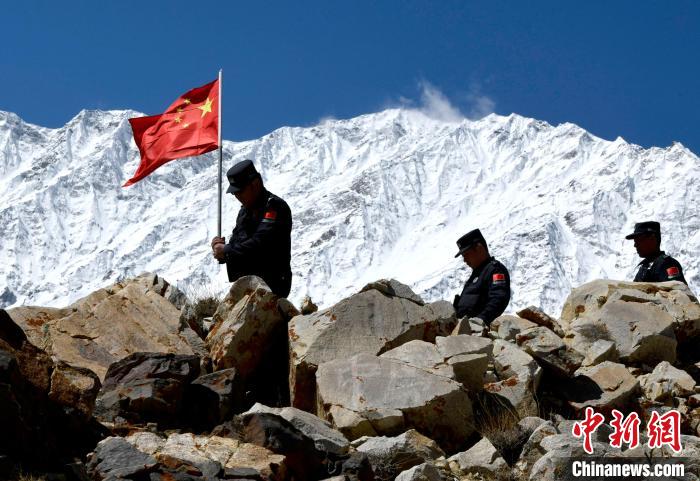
[2,273,700,480]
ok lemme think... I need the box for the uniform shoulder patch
[262,209,277,223]
[492,273,506,285]
[666,266,680,278]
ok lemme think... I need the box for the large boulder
[568,361,639,414]
[380,336,492,392]
[516,326,583,377]
[638,361,696,403]
[490,314,537,341]
[316,353,474,452]
[485,340,542,418]
[559,280,700,365]
[289,280,456,411]
[206,276,290,407]
[7,273,193,380]
[355,430,445,481]
[448,437,507,479]
[94,352,200,428]
[0,309,106,471]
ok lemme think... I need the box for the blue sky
[2,1,699,152]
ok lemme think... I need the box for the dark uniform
[221,160,293,297]
[633,252,687,284]
[626,221,687,285]
[452,229,511,325]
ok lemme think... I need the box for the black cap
[455,229,487,257]
[625,221,661,240]
[226,159,260,194]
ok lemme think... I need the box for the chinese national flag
[124,79,219,187]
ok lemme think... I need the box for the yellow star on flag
[197,97,213,118]
[173,115,182,124]
[183,98,191,104]
[177,107,183,113]
[182,122,190,129]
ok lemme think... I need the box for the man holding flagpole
[211,159,293,298]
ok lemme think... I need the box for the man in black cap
[452,229,511,326]
[626,221,686,284]
[211,159,293,297]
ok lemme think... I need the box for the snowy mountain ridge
[0,107,698,315]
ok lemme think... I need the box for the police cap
[226,159,260,194]
[455,229,487,257]
[625,221,661,240]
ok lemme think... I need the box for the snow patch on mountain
[0,107,698,316]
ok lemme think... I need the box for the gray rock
[87,437,157,479]
[185,368,244,431]
[395,462,444,481]
[289,285,456,411]
[582,339,618,367]
[569,361,639,413]
[516,326,583,376]
[490,314,537,341]
[356,430,445,480]
[94,352,200,427]
[638,361,696,403]
[448,437,507,477]
[359,278,425,305]
[246,402,350,455]
[485,340,542,417]
[316,353,474,452]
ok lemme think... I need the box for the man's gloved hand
[211,237,226,262]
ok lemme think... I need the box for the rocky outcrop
[288,280,456,411]
[8,273,193,380]
[485,340,542,418]
[315,353,474,452]
[568,361,640,413]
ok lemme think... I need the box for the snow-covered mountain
[1,108,698,316]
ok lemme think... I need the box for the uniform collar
[471,256,494,275]
[637,250,665,266]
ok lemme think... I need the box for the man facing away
[626,221,687,285]
[453,228,511,326]
[211,159,293,297]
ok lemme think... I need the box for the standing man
[211,159,293,297]
[453,228,511,325]
[626,221,687,284]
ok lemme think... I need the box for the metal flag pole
[217,68,223,238]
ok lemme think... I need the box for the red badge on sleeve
[264,210,277,220]
[492,273,506,284]
[667,266,680,277]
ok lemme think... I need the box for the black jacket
[453,257,511,325]
[223,189,292,297]
[633,251,687,285]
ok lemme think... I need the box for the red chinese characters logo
[572,408,682,454]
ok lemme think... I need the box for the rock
[582,339,618,367]
[179,295,220,339]
[559,280,700,364]
[490,314,537,341]
[395,462,444,481]
[516,306,565,336]
[246,403,350,455]
[206,276,285,378]
[448,437,507,477]
[380,336,491,391]
[514,420,558,474]
[164,283,188,310]
[0,310,106,470]
[638,361,696,403]
[316,353,474,452]
[48,361,101,419]
[289,283,456,411]
[359,279,425,305]
[356,430,445,480]
[278,298,301,320]
[94,352,200,427]
[185,368,245,432]
[300,296,318,315]
[569,361,639,413]
[529,433,619,481]
[7,273,194,380]
[450,317,472,335]
[485,340,542,418]
[121,431,290,481]
[516,326,583,377]
[87,437,157,480]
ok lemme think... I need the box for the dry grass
[473,395,531,466]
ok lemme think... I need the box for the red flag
[124,79,219,187]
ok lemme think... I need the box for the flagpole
[217,69,223,238]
